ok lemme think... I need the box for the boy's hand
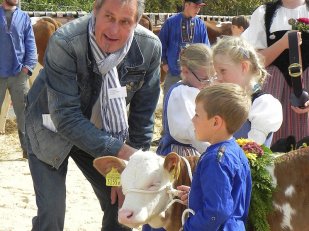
[177,185,191,206]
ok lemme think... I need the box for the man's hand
[117,144,137,161]
[21,67,29,75]
[111,186,125,208]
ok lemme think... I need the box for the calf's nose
[118,209,134,223]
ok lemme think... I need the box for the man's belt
[288,31,309,108]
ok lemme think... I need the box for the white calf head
[93,150,182,229]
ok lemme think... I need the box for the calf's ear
[163,152,181,180]
[93,156,126,177]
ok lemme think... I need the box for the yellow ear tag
[106,167,121,187]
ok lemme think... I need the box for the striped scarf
[89,14,133,142]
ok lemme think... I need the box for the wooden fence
[25,11,246,26]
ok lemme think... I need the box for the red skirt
[262,65,309,144]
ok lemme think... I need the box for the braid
[247,49,268,86]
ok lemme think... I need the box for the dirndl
[262,65,309,144]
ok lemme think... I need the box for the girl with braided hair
[242,0,309,145]
[212,36,283,147]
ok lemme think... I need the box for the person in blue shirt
[0,0,37,158]
[159,0,210,98]
[178,83,252,230]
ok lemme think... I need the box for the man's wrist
[116,144,137,161]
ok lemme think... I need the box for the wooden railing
[25,11,248,26]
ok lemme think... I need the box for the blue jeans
[27,144,131,231]
[0,72,29,152]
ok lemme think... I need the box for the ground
[0,109,162,230]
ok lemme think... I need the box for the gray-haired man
[25,0,161,230]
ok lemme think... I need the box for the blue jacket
[159,13,210,76]
[184,139,252,231]
[0,6,37,77]
[25,14,161,169]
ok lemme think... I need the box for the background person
[231,15,250,36]
[25,0,161,230]
[159,0,210,98]
[242,0,309,144]
[0,0,37,158]
[212,36,283,147]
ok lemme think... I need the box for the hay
[5,118,17,134]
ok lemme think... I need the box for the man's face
[186,2,202,17]
[94,0,138,53]
[4,0,19,7]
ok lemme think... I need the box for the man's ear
[93,156,126,177]
[163,152,181,180]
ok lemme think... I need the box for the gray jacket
[25,14,161,169]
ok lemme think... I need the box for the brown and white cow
[94,150,199,231]
[94,147,309,231]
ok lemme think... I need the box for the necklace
[181,17,195,44]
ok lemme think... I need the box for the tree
[21,0,270,16]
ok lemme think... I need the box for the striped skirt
[170,144,201,157]
[262,65,309,144]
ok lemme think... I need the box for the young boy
[231,15,249,36]
[178,83,252,230]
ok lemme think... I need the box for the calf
[94,151,199,231]
[94,147,309,231]
[266,146,309,231]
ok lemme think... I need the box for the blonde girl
[157,43,215,156]
[212,36,283,147]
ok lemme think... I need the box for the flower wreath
[236,138,275,231]
[288,18,309,33]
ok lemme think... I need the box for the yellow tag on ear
[106,167,121,187]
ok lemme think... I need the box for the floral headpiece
[288,18,309,33]
[236,138,274,231]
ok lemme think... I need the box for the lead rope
[178,156,195,231]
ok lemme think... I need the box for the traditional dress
[157,82,208,156]
[234,89,282,147]
[242,2,309,143]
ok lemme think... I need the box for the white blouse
[242,4,309,49]
[167,84,209,153]
[248,94,283,144]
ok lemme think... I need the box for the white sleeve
[248,94,283,145]
[242,5,268,49]
[167,85,209,153]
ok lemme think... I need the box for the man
[25,0,161,230]
[159,0,210,97]
[0,0,37,158]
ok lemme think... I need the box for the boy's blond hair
[180,43,213,71]
[212,36,268,87]
[196,83,251,134]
